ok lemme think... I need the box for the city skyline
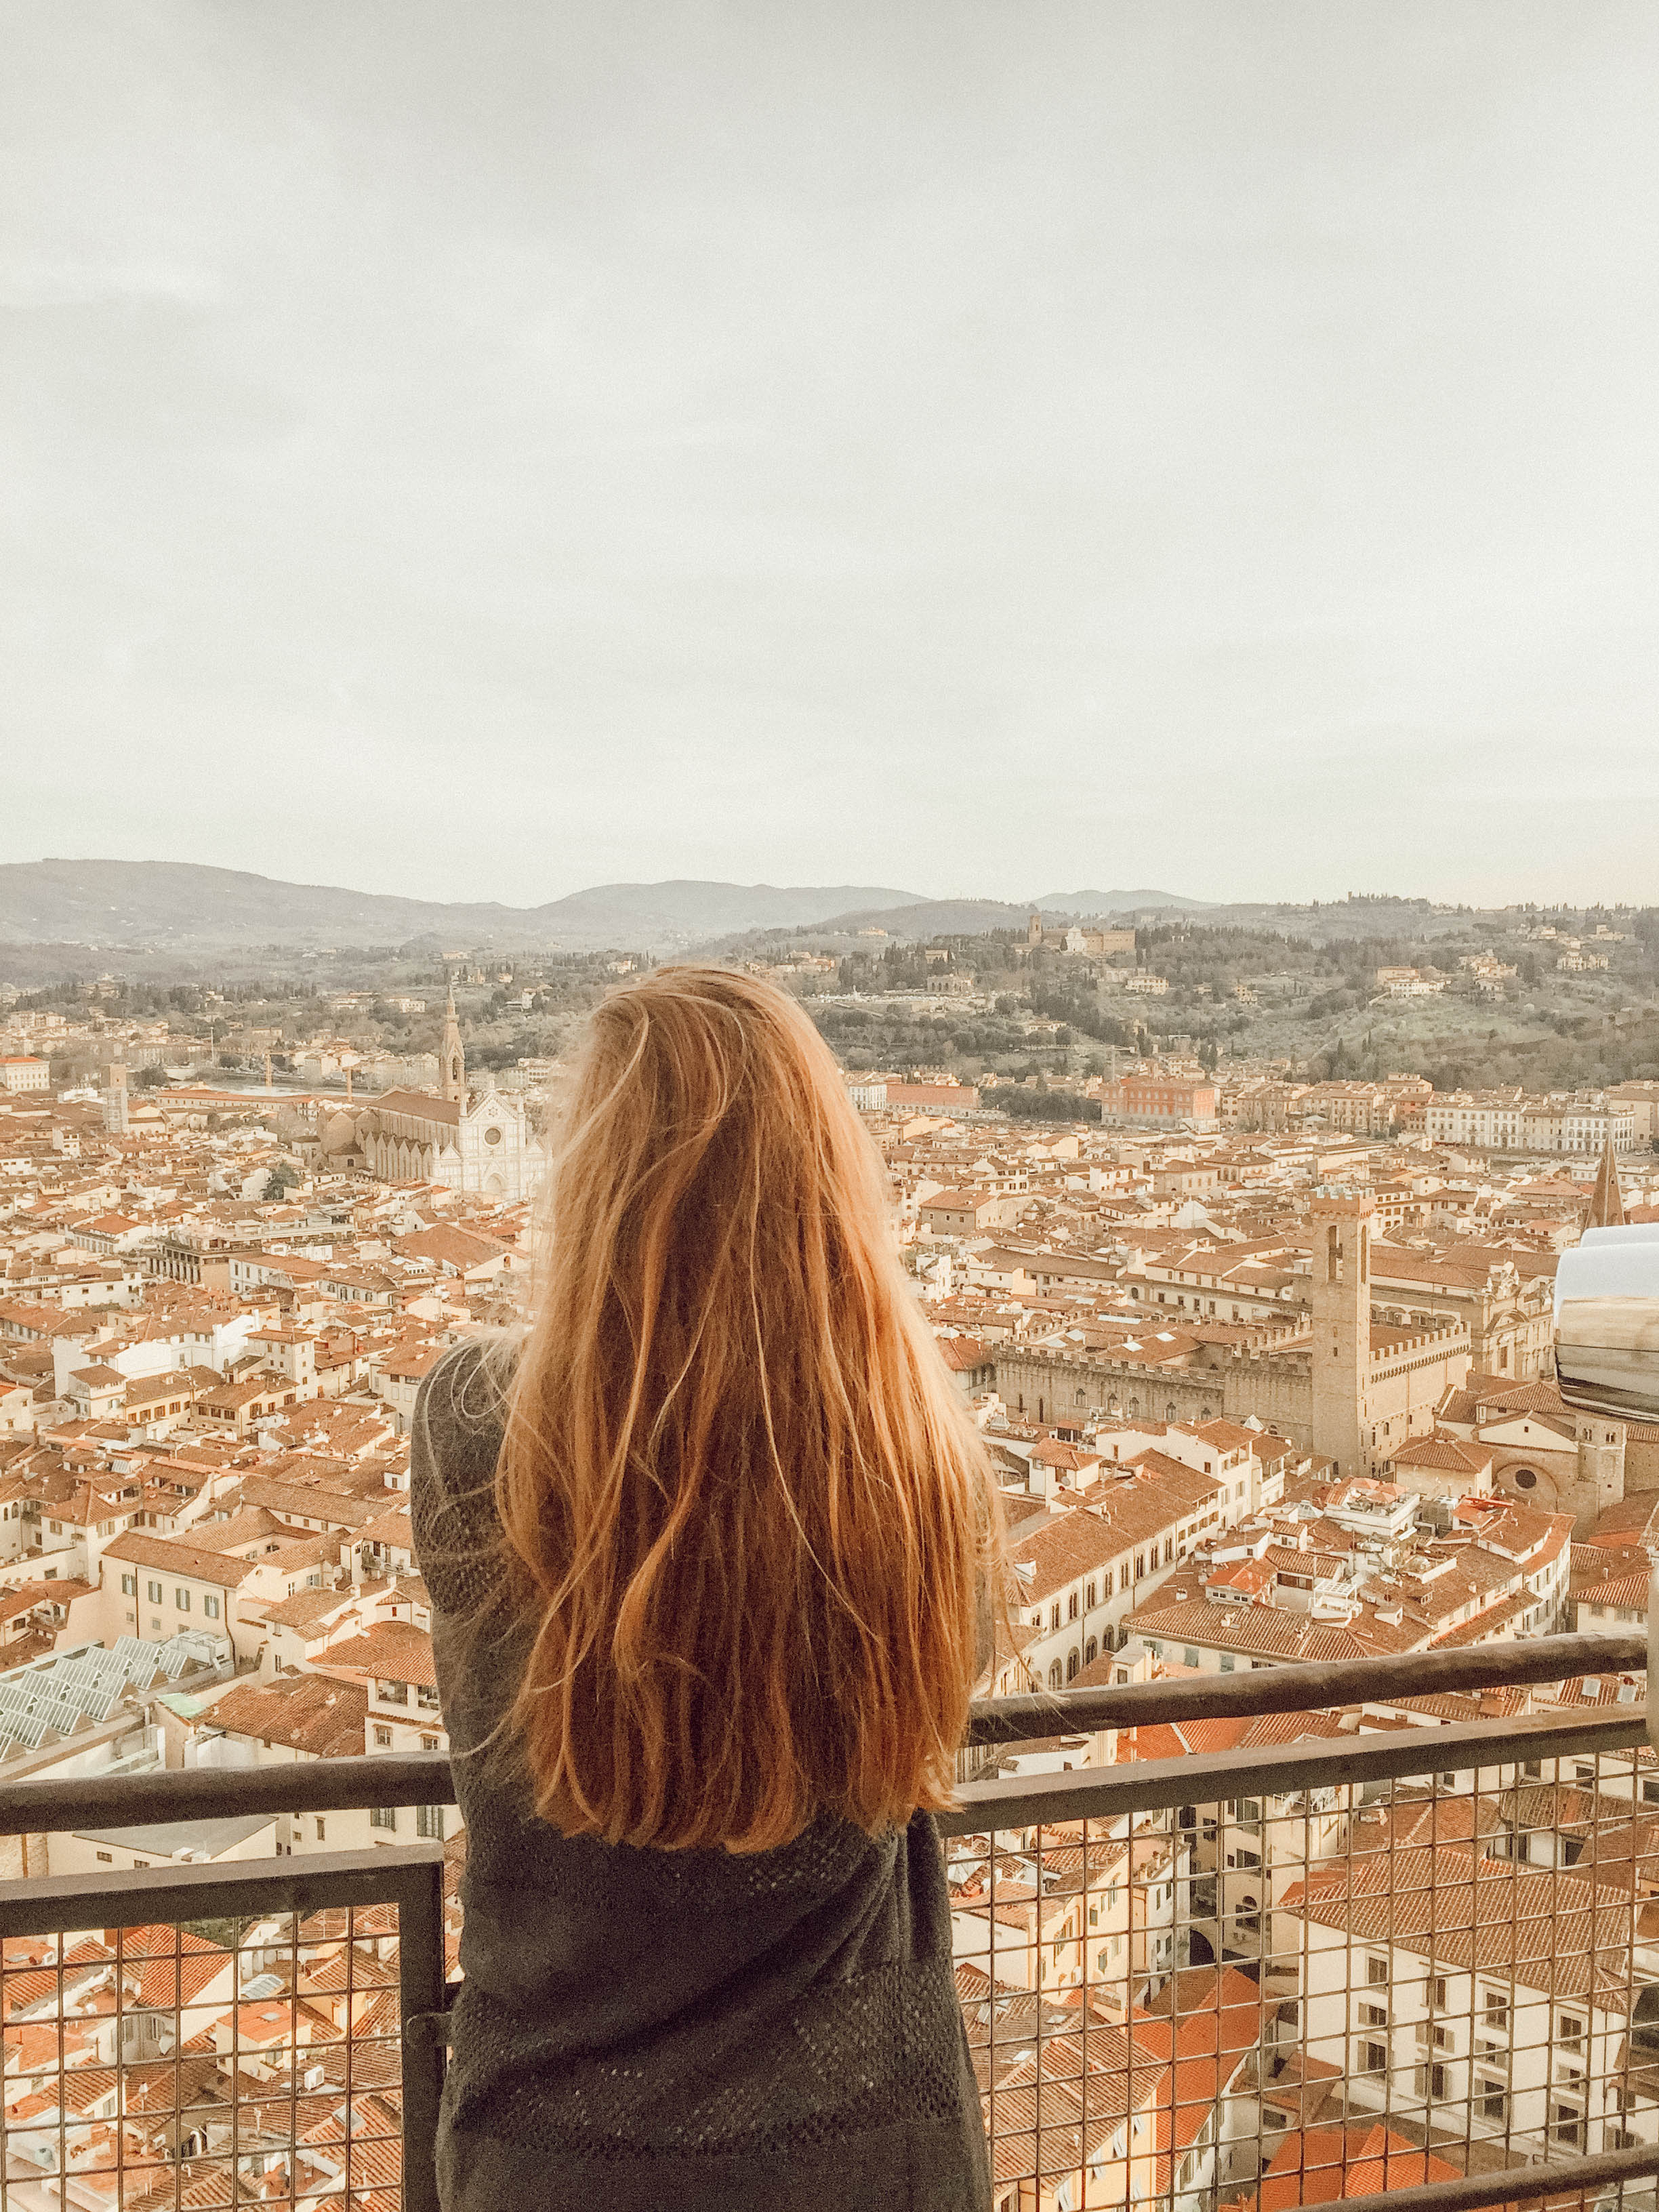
[6,2,1659,907]
[6,7,1659,2200]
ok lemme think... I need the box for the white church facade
[317,985,541,1200]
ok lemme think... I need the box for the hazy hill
[705,888,1211,947]
[0,861,930,953]
[1,861,1450,964]
[541,880,930,941]
[787,898,1034,942]
[1031,888,1211,915]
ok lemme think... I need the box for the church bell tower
[439,981,466,1103]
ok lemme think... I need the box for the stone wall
[991,1345,1315,1448]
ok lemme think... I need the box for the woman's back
[413,966,998,2209]
[414,1339,993,2211]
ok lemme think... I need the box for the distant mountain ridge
[701,887,1209,949]
[0,861,933,953]
[1032,888,1211,914]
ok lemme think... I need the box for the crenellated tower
[103,1060,129,1136]
[1310,1189,1374,1480]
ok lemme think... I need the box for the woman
[411,965,998,2212]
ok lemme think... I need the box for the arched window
[1165,1401,1177,1420]
[1084,1637,1098,1665]
[1066,1650,1080,1681]
[1048,1659,1064,1690]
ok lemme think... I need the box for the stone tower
[1027,912,1044,947]
[103,1060,129,1136]
[439,981,466,1104]
[1574,1412,1626,1527]
[1310,1189,1374,1480]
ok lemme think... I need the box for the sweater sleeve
[410,1338,511,1620]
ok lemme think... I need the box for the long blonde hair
[493,964,996,1853]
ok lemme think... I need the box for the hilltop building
[1026,912,1137,958]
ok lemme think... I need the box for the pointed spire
[1588,1134,1626,1230]
[439,977,466,1105]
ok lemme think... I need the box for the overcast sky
[4,3,1657,909]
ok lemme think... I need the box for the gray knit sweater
[410,1340,993,2212]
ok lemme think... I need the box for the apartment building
[98,1530,253,1661]
[1278,1841,1659,2159]
[1101,1074,1218,1128]
[1425,1092,1636,1153]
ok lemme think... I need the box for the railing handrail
[940,1700,1649,1835]
[965,1628,1645,1743]
[1288,2146,1659,2212]
[0,1632,1640,1838]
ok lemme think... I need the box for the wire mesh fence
[3,1647,1658,2211]
[943,1713,1659,2212]
[0,1851,444,2212]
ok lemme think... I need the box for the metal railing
[0,1631,1653,2211]
[945,1641,1659,2212]
[0,1848,446,2212]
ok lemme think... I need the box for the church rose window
[484,1126,502,1145]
